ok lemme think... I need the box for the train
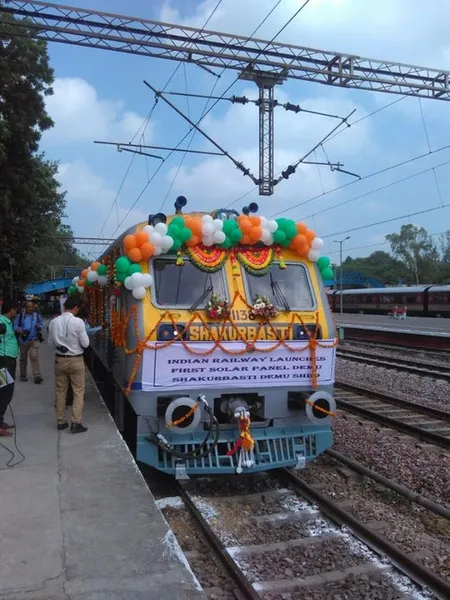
[71,198,338,478]
[327,286,450,317]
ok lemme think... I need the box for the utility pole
[9,257,15,299]
[333,237,350,316]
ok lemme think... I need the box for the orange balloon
[135,231,148,248]
[305,229,315,243]
[296,222,308,234]
[249,215,261,226]
[140,242,155,260]
[293,234,307,250]
[240,217,252,233]
[189,218,202,238]
[91,261,100,271]
[186,235,200,248]
[78,280,85,287]
[127,247,142,262]
[81,269,88,279]
[124,234,137,250]
[249,226,262,241]
[241,234,252,245]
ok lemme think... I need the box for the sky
[33,0,450,263]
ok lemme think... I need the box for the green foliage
[0,9,83,293]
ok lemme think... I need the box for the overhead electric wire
[322,202,450,240]
[300,156,450,221]
[116,0,308,231]
[269,142,450,218]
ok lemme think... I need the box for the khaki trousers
[20,341,41,378]
[55,356,85,424]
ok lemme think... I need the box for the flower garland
[235,247,274,276]
[249,295,279,320]
[185,245,228,273]
[205,293,230,320]
[166,402,200,428]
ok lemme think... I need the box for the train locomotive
[72,198,338,478]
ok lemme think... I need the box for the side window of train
[151,258,228,308]
[242,262,316,311]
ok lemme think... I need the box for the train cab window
[152,259,228,308]
[243,262,315,310]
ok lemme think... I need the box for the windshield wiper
[190,276,214,311]
[270,273,290,312]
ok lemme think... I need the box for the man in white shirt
[48,294,90,433]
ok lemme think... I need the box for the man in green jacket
[0,298,19,437]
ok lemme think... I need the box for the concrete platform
[0,342,204,600]
[335,313,450,336]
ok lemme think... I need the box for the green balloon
[116,256,131,273]
[171,238,182,251]
[168,224,181,238]
[68,286,77,295]
[220,237,233,249]
[230,228,243,243]
[97,264,107,276]
[223,220,235,235]
[127,263,142,276]
[318,256,331,270]
[321,267,334,280]
[85,279,93,287]
[273,230,286,244]
[171,216,185,228]
[116,272,127,283]
[285,222,297,240]
[180,227,192,243]
[276,217,287,230]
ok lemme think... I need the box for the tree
[386,224,440,285]
[343,251,406,286]
[0,8,83,294]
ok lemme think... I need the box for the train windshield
[152,258,228,308]
[244,262,315,310]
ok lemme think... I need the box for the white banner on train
[141,341,336,391]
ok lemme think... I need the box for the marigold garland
[166,402,200,428]
[185,245,228,272]
[236,247,274,276]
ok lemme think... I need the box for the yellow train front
[82,198,337,478]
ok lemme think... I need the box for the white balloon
[77,286,84,293]
[203,235,214,247]
[311,237,324,250]
[154,222,168,236]
[149,231,162,245]
[161,235,173,251]
[130,272,144,288]
[308,250,320,262]
[267,220,278,233]
[153,246,163,256]
[201,214,213,223]
[261,230,272,244]
[124,276,133,290]
[259,216,268,227]
[143,225,153,236]
[87,270,98,282]
[140,273,153,288]
[202,222,214,235]
[213,230,226,244]
[212,218,223,231]
[98,275,108,286]
[132,286,146,300]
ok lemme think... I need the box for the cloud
[56,162,148,245]
[45,78,148,144]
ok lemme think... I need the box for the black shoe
[71,423,87,434]
[34,376,43,384]
[20,376,28,382]
[57,422,69,431]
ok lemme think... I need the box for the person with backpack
[14,300,44,384]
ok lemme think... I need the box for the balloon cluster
[166,216,192,251]
[123,231,155,262]
[142,222,175,256]
[115,256,153,300]
[201,215,236,248]
[317,256,334,281]
[85,262,108,286]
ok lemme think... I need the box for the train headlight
[164,396,202,435]
[305,391,336,424]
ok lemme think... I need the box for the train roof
[328,285,450,295]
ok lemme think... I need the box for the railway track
[173,470,450,600]
[337,348,450,381]
[335,382,450,448]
